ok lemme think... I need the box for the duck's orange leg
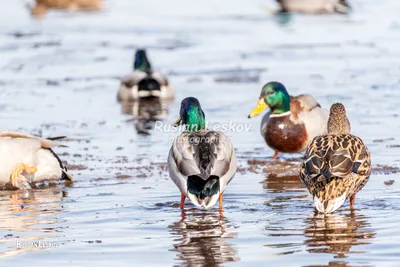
[350,194,356,208]
[219,193,224,210]
[180,193,186,209]
[219,193,224,218]
[272,150,279,160]
[10,163,37,188]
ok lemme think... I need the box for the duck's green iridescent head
[248,81,290,118]
[173,97,206,132]
[133,49,152,72]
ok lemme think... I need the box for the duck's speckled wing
[171,131,235,179]
[300,134,371,198]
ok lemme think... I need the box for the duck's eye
[268,90,275,95]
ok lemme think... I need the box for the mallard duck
[300,103,371,213]
[276,0,350,14]
[117,49,174,101]
[248,81,329,159]
[167,97,237,210]
[0,131,73,190]
[30,0,103,16]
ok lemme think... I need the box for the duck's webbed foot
[10,163,37,190]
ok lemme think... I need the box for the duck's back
[172,131,235,179]
[300,133,371,212]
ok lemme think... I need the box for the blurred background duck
[117,49,174,101]
[168,97,236,211]
[276,0,351,14]
[30,0,103,16]
[248,81,328,159]
[0,131,73,190]
[300,103,371,213]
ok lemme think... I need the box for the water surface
[0,0,400,266]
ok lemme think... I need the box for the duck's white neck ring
[269,111,291,118]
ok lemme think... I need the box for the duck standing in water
[117,49,174,101]
[300,103,371,213]
[248,81,329,159]
[0,131,73,190]
[168,97,237,210]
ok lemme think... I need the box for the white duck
[0,131,73,189]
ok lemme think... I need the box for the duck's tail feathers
[62,169,74,182]
[314,193,347,214]
[334,0,351,14]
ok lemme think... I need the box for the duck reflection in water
[304,211,376,259]
[262,173,309,211]
[120,97,171,135]
[169,210,239,266]
[263,173,305,193]
[0,187,67,258]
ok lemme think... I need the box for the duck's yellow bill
[172,116,182,127]
[248,98,268,118]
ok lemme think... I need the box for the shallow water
[0,0,400,266]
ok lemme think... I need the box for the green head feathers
[260,82,291,114]
[248,81,291,118]
[174,97,206,132]
[133,49,152,72]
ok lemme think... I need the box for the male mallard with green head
[276,0,350,14]
[0,131,73,190]
[168,97,237,210]
[300,103,371,213]
[248,81,329,159]
[117,49,174,101]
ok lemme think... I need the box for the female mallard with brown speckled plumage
[248,81,329,159]
[300,103,371,213]
[117,49,174,101]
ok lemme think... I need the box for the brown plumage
[300,103,371,213]
[260,94,329,156]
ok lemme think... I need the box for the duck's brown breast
[264,115,308,153]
